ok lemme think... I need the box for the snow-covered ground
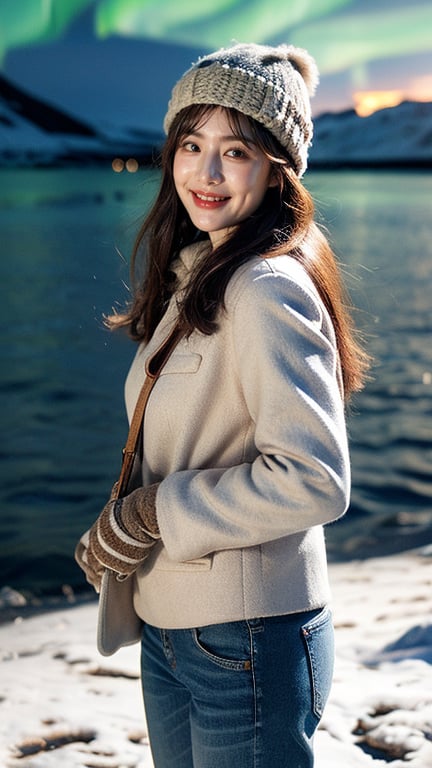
[1,548,432,767]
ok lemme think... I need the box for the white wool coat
[125,242,350,629]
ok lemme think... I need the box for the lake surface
[1,167,431,597]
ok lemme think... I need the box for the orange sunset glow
[354,90,404,117]
[354,78,432,117]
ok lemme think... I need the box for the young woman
[76,43,369,767]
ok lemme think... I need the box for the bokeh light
[125,158,139,172]
[111,157,124,172]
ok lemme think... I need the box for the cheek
[173,156,182,187]
[173,153,191,184]
[249,160,272,186]
[248,169,272,206]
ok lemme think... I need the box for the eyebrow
[186,130,255,145]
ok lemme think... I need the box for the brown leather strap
[115,323,183,498]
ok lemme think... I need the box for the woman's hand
[74,530,104,592]
[76,484,161,584]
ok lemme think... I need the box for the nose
[198,151,223,185]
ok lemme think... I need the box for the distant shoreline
[0,589,98,626]
[2,539,432,626]
[310,159,432,171]
[0,156,431,172]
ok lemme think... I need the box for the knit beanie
[163,42,319,177]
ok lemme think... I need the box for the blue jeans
[140,607,334,767]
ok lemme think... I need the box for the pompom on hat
[163,42,319,177]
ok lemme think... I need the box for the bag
[97,570,143,656]
[96,324,183,656]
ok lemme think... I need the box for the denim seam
[301,607,333,719]
[247,620,261,768]
[160,628,177,670]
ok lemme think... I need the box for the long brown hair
[107,104,370,398]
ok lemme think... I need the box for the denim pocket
[301,606,334,719]
[192,621,252,671]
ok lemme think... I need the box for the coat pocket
[159,351,202,376]
[151,543,213,572]
[155,555,213,573]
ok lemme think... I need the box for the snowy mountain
[0,73,431,169]
[0,74,163,167]
[311,101,432,169]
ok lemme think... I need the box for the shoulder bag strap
[115,323,183,498]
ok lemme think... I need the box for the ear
[268,167,279,188]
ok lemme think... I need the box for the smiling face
[172,107,276,247]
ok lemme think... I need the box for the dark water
[1,168,431,599]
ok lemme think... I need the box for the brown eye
[182,141,200,152]
[227,148,247,158]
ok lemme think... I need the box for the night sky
[1,0,431,129]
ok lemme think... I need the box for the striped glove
[87,484,160,578]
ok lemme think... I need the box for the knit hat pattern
[163,42,319,177]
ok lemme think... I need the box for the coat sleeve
[156,258,351,562]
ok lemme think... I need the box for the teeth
[195,192,227,202]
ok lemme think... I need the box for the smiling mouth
[195,192,228,202]
[192,191,230,206]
